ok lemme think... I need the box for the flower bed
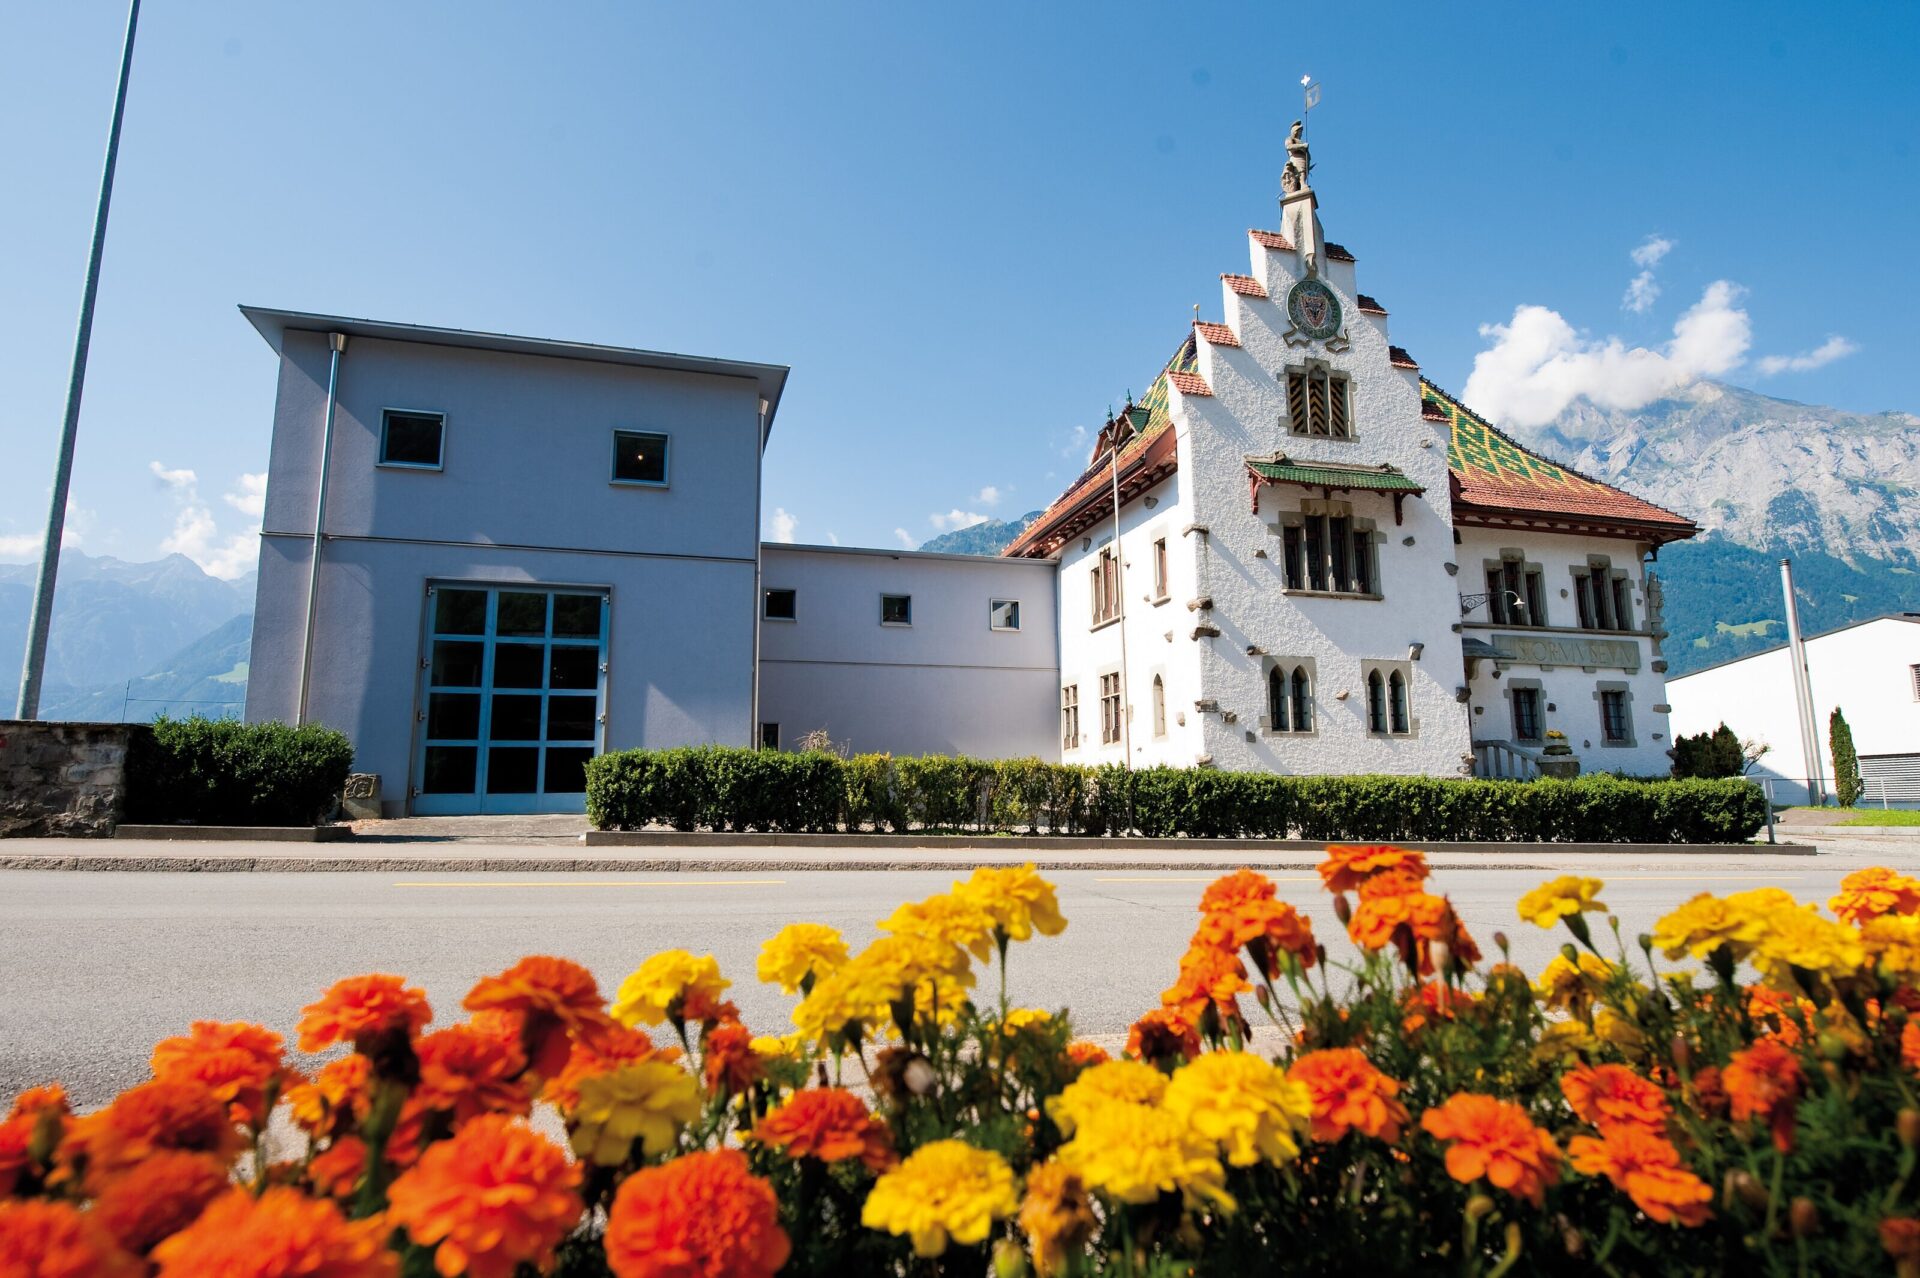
[5,855,1917,1275]
[585,745,1770,843]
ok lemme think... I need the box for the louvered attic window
[1286,365,1352,439]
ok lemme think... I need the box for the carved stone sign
[1492,633,1641,671]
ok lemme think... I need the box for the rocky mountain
[918,511,1041,556]
[43,612,253,723]
[0,552,254,715]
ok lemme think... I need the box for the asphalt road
[0,859,1865,1107]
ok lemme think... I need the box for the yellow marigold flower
[1019,1161,1096,1278]
[755,924,849,994]
[954,863,1069,941]
[1164,1051,1313,1168]
[1593,1008,1649,1059]
[1516,876,1608,929]
[1534,953,1615,1016]
[1752,907,1867,986]
[1057,1101,1232,1210]
[790,963,892,1043]
[1045,1059,1168,1137]
[1651,892,1767,961]
[611,951,730,1028]
[859,933,976,997]
[1532,1018,1599,1066]
[748,1033,805,1061]
[1860,914,1920,979]
[568,1060,701,1165]
[861,1140,1017,1258]
[1724,887,1801,919]
[881,892,998,962]
[1001,1007,1052,1033]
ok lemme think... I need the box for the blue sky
[2,1,1914,573]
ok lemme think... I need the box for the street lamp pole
[14,0,142,720]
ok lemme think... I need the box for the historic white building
[1003,124,1696,780]
[243,128,1696,814]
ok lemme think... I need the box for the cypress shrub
[125,715,355,827]
[1829,708,1863,807]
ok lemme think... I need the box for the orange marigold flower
[604,1148,790,1278]
[307,1136,368,1201]
[1202,898,1319,975]
[1320,844,1429,895]
[1724,1038,1804,1152]
[542,1023,666,1113]
[1019,1160,1097,1278]
[1560,1065,1671,1135]
[1066,1040,1111,1069]
[286,1054,373,1139]
[1287,1048,1409,1143]
[151,1187,395,1278]
[150,1021,292,1127]
[1832,867,1920,926]
[1688,1066,1729,1118]
[1884,1217,1920,1276]
[0,1198,142,1278]
[415,1023,532,1127]
[1198,868,1278,912]
[1746,986,1812,1046]
[89,1150,229,1254]
[68,1078,242,1189]
[297,973,432,1054]
[1567,1126,1712,1227]
[1904,1021,1920,1073]
[700,1020,764,1098]
[6,1083,70,1123]
[1127,1007,1203,1064]
[1162,943,1251,1021]
[1401,981,1479,1035]
[751,1087,895,1171]
[387,1115,583,1278]
[1420,1093,1561,1207]
[463,955,618,1078]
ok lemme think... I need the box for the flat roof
[763,542,1058,566]
[239,305,789,437]
[1668,612,1920,681]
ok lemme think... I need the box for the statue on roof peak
[1281,119,1312,196]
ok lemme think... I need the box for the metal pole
[1109,443,1132,766]
[296,334,348,724]
[14,0,142,720]
[749,398,767,747]
[1779,559,1826,805]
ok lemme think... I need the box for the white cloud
[769,507,798,543]
[223,472,267,519]
[1058,425,1089,459]
[929,509,990,532]
[1621,235,1675,314]
[825,532,840,546]
[1755,335,1858,376]
[1,501,94,559]
[149,461,260,580]
[893,527,916,549]
[0,533,40,558]
[975,485,1003,506]
[1462,280,1751,428]
[1630,235,1675,269]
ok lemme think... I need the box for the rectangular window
[1282,525,1304,590]
[1575,575,1597,629]
[880,594,912,626]
[1590,566,1615,630]
[989,599,1021,631]
[1512,688,1542,742]
[1600,689,1630,743]
[1328,515,1351,591]
[1287,514,1377,596]
[1525,570,1547,627]
[1061,685,1080,750]
[1091,547,1120,626]
[1286,366,1353,438]
[1611,577,1633,631]
[759,722,780,750]
[1152,538,1169,599]
[1303,517,1327,590]
[763,588,796,621]
[1100,672,1122,745]
[380,410,444,468]
[1912,665,1920,701]
[611,430,669,486]
[1351,528,1373,594]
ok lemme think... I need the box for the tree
[1671,722,1748,779]
[1830,708,1863,807]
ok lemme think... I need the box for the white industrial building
[244,129,1698,814]
[1667,615,1920,806]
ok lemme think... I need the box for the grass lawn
[1840,809,1920,827]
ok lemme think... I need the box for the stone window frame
[1150,534,1171,604]
[1360,659,1420,739]
[1258,655,1319,738]
[1282,358,1355,440]
[1090,544,1121,628]
[1273,499,1385,599]
[1570,555,1636,633]
[1481,548,1549,628]
[1061,684,1080,752]
[1098,667,1124,747]
[1151,671,1169,739]
[1593,680,1636,748]
[1504,677,1545,744]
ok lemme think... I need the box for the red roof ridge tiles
[1222,273,1268,298]
[1167,370,1213,397]
[1356,294,1388,315]
[1248,229,1294,251]
[1388,346,1419,369]
[1325,242,1356,262]
[1192,320,1240,347]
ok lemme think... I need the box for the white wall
[1668,616,1920,802]
[756,545,1059,759]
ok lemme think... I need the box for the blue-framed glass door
[413,584,609,815]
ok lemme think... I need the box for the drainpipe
[295,333,347,725]
[1779,558,1826,805]
[750,398,768,747]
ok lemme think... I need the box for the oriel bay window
[1285,363,1352,439]
[1280,508,1378,596]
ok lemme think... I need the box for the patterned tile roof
[1388,346,1419,369]
[1248,229,1294,251]
[1425,380,1697,540]
[1222,273,1268,298]
[1167,369,1213,396]
[1247,458,1424,492]
[1356,294,1388,315]
[1193,320,1240,347]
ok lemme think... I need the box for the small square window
[989,599,1020,631]
[760,722,780,750]
[881,594,912,626]
[380,411,444,468]
[764,588,797,621]
[612,430,669,486]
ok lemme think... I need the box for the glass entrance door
[413,584,608,815]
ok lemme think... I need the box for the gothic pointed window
[1388,670,1410,734]
[1291,668,1313,732]
[1152,675,1167,738]
[1268,666,1289,732]
[1366,669,1387,734]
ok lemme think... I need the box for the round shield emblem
[1286,278,1343,340]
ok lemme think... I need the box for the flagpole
[15,0,142,720]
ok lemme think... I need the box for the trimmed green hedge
[125,716,355,827]
[584,747,1768,843]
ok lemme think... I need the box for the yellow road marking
[1583,875,1805,881]
[393,880,787,889]
[1094,874,1804,884]
[1096,875,1319,883]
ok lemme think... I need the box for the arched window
[1290,667,1312,732]
[1366,669,1387,734]
[1388,670,1410,734]
[1152,675,1167,737]
[1267,666,1289,732]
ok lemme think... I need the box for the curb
[115,825,353,843]
[580,832,1809,857]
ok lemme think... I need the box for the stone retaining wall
[0,720,146,838]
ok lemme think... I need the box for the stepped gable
[1003,336,1197,559]
[1425,379,1698,543]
